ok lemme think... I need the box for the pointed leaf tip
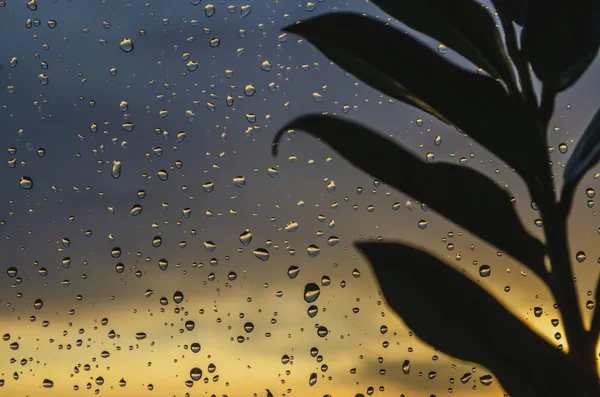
[280,114,547,278]
[355,241,587,397]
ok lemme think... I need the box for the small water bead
[558,143,568,154]
[402,360,411,374]
[533,307,543,317]
[309,373,318,386]
[6,267,17,277]
[261,60,272,71]
[135,332,147,340]
[480,375,493,386]
[119,38,134,52]
[157,170,169,181]
[586,300,595,310]
[130,204,143,216]
[304,283,321,303]
[34,299,43,309]
[576,251,586,263]
[19,176,33,189]
[438,44,448,54]
[586,188,595,198]
[185,320,195,331]
[287,266,300,279]
[205,4,215,16]
[307,244,321,257]
[190,342,201,353]
[158,258,168,271]
[203,182,214,192]
[173,291,184,304]
[479,265,491,277]
[244,322,254,333]
[418,220,428,229]
[425,152,435,163]
[190,367,203,381]
[317,325,328,337]
[152,236,162,247]
[42,379,54,388]
[253,248,270,261]
[416,118,424,127]
[115,263,124,273]
[233,176,246,188]
[209,37,220,47]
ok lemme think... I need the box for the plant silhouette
[272,1,600,396]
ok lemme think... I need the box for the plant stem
[537,88,600,392]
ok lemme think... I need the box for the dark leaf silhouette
[370,0,516,84]
[562,107,600,208]
[491,0,528,26]
[282,13,547,188]
[522,0,600,92]
[273,115,547,278]
[356,241,588,397]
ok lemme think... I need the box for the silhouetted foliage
[273,1,600,396]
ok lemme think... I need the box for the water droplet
[426,152,435,163]
[309,373,317,386]
[402,360,411,374]
[261,60,272,71]
[307,244,321,257]
[533,307,543,317]
[190,367,203,381]
[42,379,54,388]
[119,38,134,52]
[327,236,340,246]
[244,84,256,96]
[304,283,321,303]
[287,266,300,279]
[115,263,124,273]
[135,332,147,340]
[7,267,17,277]
[203,181,214,192]
[130,204,143,216]
[205,4,215,16]
[190,342,201,353]
[244,322,254,333]
[587,188,596,198]
[479,265,491,277]
[268,167,279,178]
[416,118,423,127]
[479,374,493,386]
[209,37,220,47]
[316,325,328,337]
[438,44,448,54]
[157,170,169,181]
[34,299,43,309]
[307,305,318,318]
[576,251,586,263]
[253,248,270,261]
[233,176,246,188]
[418,220,428,229]
[586,300,595,310]
[27,0,37,11]
[460,373,472,384]
[558,143,568,154]
[239,229,252,246]
[19,176,33,189]
[185,320,195,331]
[158,258,168,271]
[173,291,184,304]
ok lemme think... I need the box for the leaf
[282,13,547,190]
[491,0,528,26]
[522,0,600,92]
[273,115,547,279]
[562,107,600,207]
[356,241,588,397]
[370,0,516,85]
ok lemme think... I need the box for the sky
[0,0,599,396]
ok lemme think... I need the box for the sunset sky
[0,0,598,396]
